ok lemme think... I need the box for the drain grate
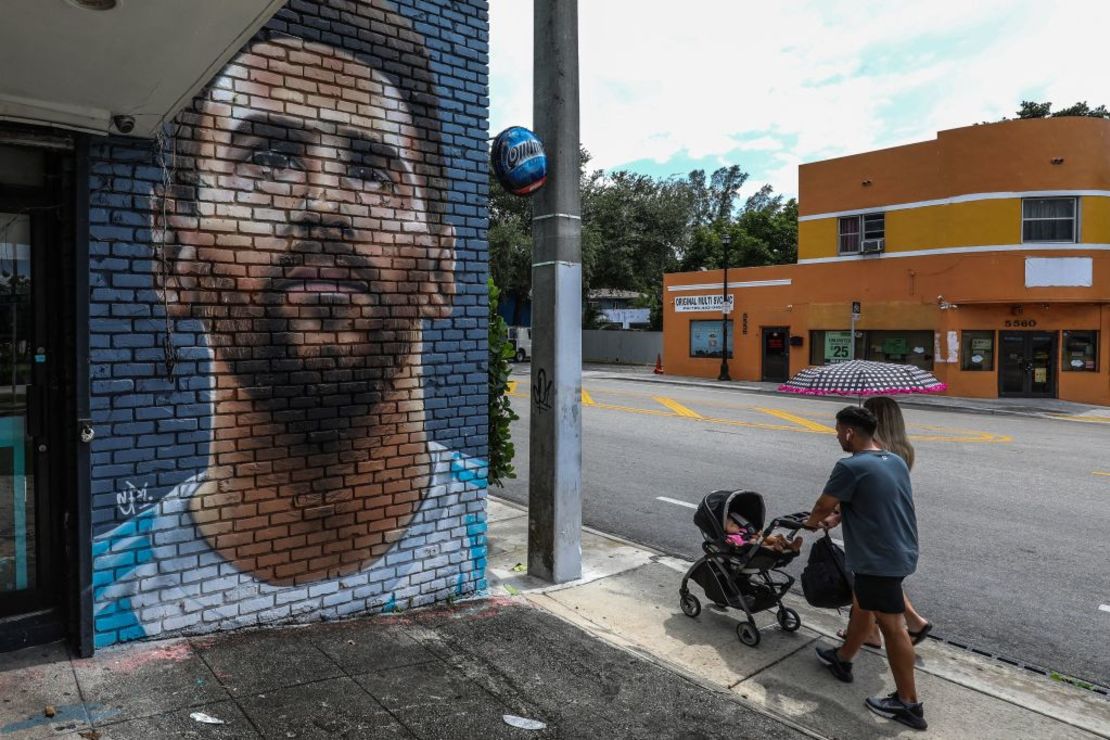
[930,634,1109,696]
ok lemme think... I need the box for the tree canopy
[1007,100,1110,120]
[488,151,798,329]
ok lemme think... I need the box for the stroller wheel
[737,621,761,647]
[776,607,802,632]
[680,593,701,618]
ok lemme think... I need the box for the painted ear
[423,223,456,320]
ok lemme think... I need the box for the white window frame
[838,212,885,255]
[1021,197,1078,244]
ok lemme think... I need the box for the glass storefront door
[761,327,790,382]
[0,212,36,604]
[999,331,1057,398]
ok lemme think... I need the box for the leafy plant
[487,278,519,487]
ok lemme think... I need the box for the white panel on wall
[1024,257,1093,287]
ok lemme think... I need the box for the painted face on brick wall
[164,35,457,586]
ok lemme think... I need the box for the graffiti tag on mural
[116,482,149,517]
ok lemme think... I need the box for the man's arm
[803,494,841,530]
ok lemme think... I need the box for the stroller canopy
[693,490,766,542]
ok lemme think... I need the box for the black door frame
[760,326,790,383]
[998,330,1058,399]
[0,131,91,656]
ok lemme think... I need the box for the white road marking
[1099,604,1110,614]
[656,496,697,509]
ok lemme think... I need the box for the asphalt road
[494,371,1110,687]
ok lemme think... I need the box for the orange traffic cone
[653,354,664,374]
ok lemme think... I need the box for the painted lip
[271,268,368,294]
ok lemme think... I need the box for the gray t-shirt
[823,450,919,577]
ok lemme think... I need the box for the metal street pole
[528,0,582,583]
[718,234,731,382]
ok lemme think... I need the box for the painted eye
[251,150,297,170]
[348,165,393,190]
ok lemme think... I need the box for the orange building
[663,117,1110,405]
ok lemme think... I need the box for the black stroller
[678,489,808,646]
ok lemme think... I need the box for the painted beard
[214,227,416,509]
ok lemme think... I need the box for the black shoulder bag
[801,531,853,609]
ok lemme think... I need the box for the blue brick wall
[88,0,489,648]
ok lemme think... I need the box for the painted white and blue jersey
[92,443,487,647]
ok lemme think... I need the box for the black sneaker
[815,645,853,683]
[865,691,928,731]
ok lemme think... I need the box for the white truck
[508,326,532,362]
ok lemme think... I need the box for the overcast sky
[489,0,1110,200]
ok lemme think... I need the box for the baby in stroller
[679,489,809,646]
[725,513,802,553]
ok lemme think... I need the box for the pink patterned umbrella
[778,360,947,397]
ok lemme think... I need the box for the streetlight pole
[717,234,732,382]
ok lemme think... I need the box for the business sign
[824,331,852,362]
[674,294,734,313]
[600,308,651,327]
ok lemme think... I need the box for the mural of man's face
[168,36,455,585]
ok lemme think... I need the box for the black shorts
[853,574,905,614]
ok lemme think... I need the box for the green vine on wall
[487,278,519,487]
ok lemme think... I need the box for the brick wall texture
[88,0,490,648]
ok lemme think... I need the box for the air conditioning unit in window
[861,238,885,254]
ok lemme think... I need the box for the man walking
[804,406,926,731]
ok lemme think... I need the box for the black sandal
[908,622,933,645]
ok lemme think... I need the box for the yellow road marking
[653,396,704,419]
[507,386,1008,443]
[1094,471,1110,477]
[753,406,835,433]
[594,403,680,417]
[1048,414,1110,424]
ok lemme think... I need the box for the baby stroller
[678,489,808,647]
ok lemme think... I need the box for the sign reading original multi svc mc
[674,294,734,313]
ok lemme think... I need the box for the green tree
[686,165,749,226]
[486,278,518,487]
[1012,100,1110,119]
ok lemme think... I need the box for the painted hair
[864,396,915,471]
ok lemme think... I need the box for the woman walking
[836,396,932,648]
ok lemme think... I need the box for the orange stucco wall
[662,252,1110,405]
[798,117,1110,217]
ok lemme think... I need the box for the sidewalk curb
[488,495,1110,739]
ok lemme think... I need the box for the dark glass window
[1022,198,1077,243]
[863,330,934,371]
[1062,330,1097,372]
[690,320,733,359]
[961,331,995,371]
[838,217,861,254]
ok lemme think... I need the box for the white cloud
[490,0,1110,197]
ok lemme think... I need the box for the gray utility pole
[528,0,582,583]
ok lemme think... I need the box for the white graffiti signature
[116,481,149,517]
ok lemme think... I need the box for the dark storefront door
[761,327,790,382]
[999,331,1057,398]
[0,142,75,650]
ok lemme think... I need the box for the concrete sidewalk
[486,496,1110,739]
[0,595,808,738]
[568,363,1110,421]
